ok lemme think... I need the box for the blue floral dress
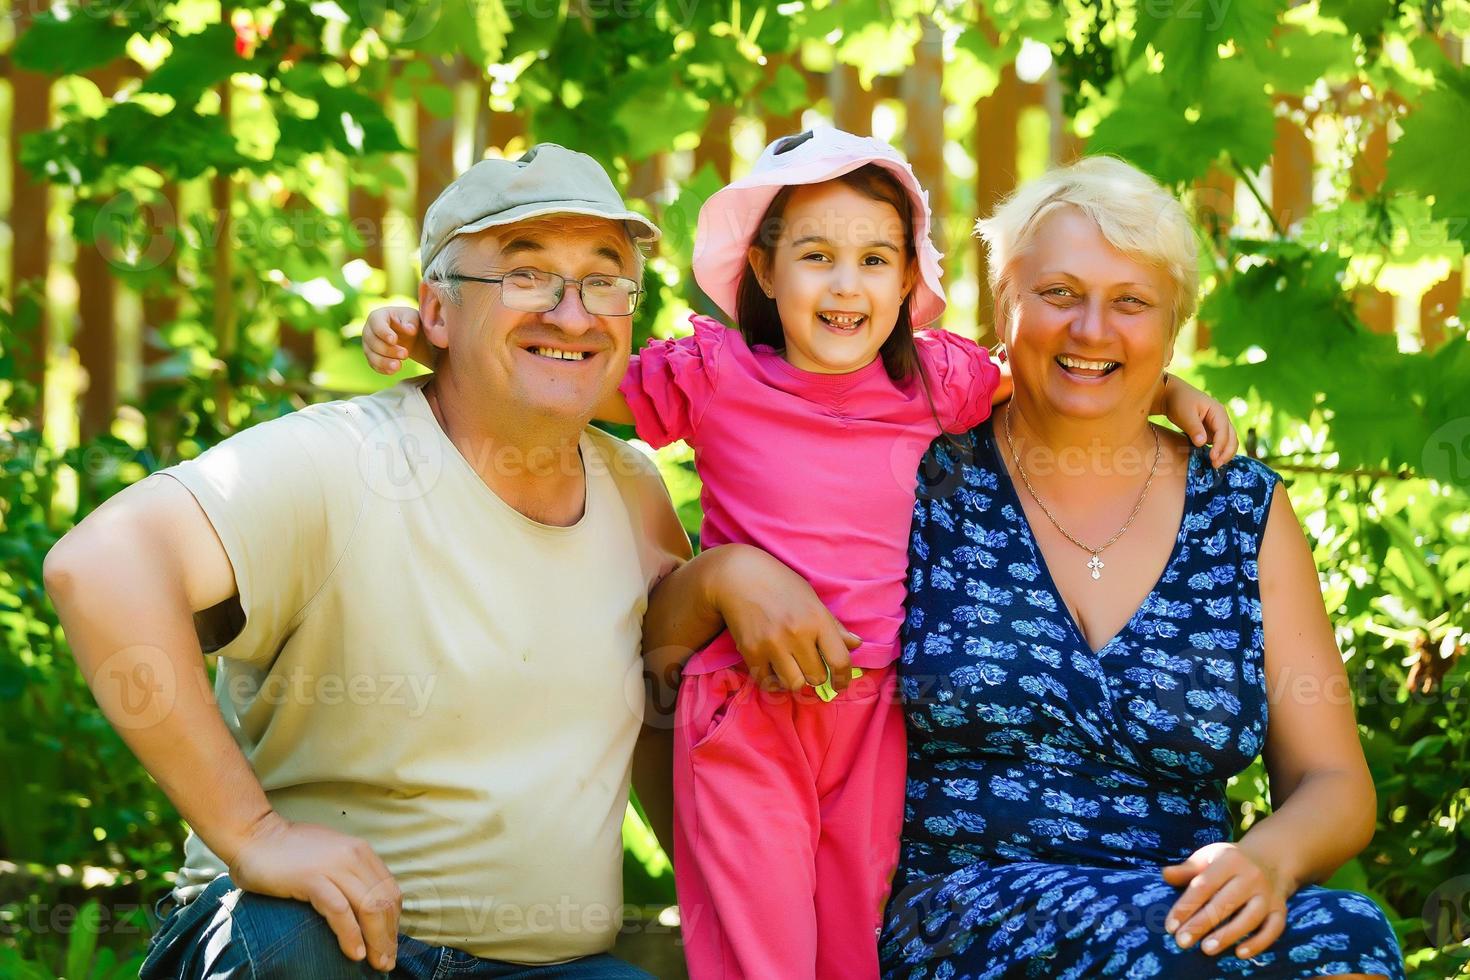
[880,423,1404,979]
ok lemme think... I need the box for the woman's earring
[993,343,1008,364]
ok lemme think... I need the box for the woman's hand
[710,545,863,694]
[362,305,433,374]
[1158,375,1238,467]
[1161,841,1291,959]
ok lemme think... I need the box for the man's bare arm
[44,475,402,971]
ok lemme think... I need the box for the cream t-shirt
[163,378,689,963]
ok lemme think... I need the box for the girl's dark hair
[733,161,951,438]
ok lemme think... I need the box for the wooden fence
[2,26,1464,446]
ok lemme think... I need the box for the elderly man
[44,145,704,978]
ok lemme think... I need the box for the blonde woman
[877,158,1403,978]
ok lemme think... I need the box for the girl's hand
[710,545,863,694]
[362,306,433,374]
[1160,375,1238,467]
[1162,841,1290,960]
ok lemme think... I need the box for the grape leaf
[1384,67,1470,249]
[1131,0,1287,93]
[141,24,249,102]
[1087,59,1274,184]
[1319,0,1396,41]
[14,12,131,75]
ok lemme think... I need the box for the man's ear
[419,281,451,350]
[747,246,773,297]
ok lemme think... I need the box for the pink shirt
[621,315,1002,674]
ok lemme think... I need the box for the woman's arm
[1163,484,1377,959]
[642,544,862,694]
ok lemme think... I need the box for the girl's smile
[749,180,915,376]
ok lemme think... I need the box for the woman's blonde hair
[974,156,1199,334]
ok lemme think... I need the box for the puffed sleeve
[619,314,730,448]
[914,329,1003,432]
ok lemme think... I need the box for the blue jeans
[140,876,655,979]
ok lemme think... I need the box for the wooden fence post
[211,73,236,425]
[1348,107,1395,335]
[903,17,946,259]
[416,58,460,231]
[1270,97,1313,232]
[695,105,734,184]
[8,6,52,427]
[74,66,132,441]
[974,65,1021,340]
[830,64,876,136]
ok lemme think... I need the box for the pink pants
[671,664,907,980]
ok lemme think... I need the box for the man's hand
[709,545,862,694]
[230,811,403,972]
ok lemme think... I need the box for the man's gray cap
[419,143,662,270]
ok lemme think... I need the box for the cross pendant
[1087,554,1104,580]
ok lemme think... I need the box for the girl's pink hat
[692,127,947,328]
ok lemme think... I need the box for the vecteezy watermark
[89,189,418,274]
[1423,417,1470,491]
[357,413,447,502]
[92,190,178,273]
[91,644,182,731]
[1136,0,1235,31]
[3,901,149,939]
[221,667,439,717]
[884,871,1178,964]
[1424,875,1470,957]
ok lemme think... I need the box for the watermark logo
[1423,417,1470,490]
[1424,875,1470,958]
[92,644,178,730]
[357,414,446,502]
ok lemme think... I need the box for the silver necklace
[1002,406,1160,581]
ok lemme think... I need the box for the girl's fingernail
[1178,932,1193,947]
[1203,938,1218,954]
[1165,918,1178,932]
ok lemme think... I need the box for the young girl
[361,129,1236,978]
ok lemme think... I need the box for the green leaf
[0,947,53,980]
[415,82,456,119]
[142,24,249,102]
[14,12,131,75]
[1131,0,1287,94]
[1319,0,1396,40]
[1257,24,1360,93]
[276,68,407,158]
[1407,734,1449,762]
[1087,60,1274,183]
[759,62,810,118]
[65,899,103,980]
[1384,68,1470,249]
[662,160,725,261]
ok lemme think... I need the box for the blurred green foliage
[3,0,1470,975]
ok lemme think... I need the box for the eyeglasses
[445,267,642,317]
